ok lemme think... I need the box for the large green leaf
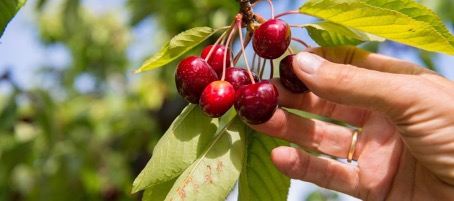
[134,27,217,73]
[131,104,219,193]
[305,21,385,46]
[300,0,454,55]
[0,0,26,37]
[238,132,290,201]
[162,116,246,201]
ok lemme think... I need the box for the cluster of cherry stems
[175,0,309,124]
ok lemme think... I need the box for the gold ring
[347,129,360,163]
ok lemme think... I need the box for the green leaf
[300,0,454,55]
[0,0,26,38]
[163,116,246,201]
[305,21,385,46]
[142,178,177,201]
[134,27,217,73]
[238,132,290,201]
[132,104,219,193]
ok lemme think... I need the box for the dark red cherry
[201,45,232,77]
[234,81,278,124]
[225,67,260,90]
[199,81,235,118]
[175,56,218,104]
[279,54,309,93]
[252,19,291,59]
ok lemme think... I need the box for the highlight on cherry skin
[252,19,291,60]
[234,81,279,125]
[200,44,233,77]
[175,56,218,104]
[199,80,236,118]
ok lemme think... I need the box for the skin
[249,46,454,200]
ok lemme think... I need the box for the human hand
[249,46,454,200]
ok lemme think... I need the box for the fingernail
[294,52,325,75]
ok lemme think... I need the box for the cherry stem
[251,53,257,72]
[275,10,300,19]
[292,37,311,48]
[288,47,295,54]
[229,40,234,67]
[269,59,274,80]
[205,32,227,64]
[265,0,275,19]
[251,0,262,8]
[236,17,255,84]
[254,13,266,23]
[233,30,253,65]
[259,58,266,80]
[222,23,238,81]
[204,24,232,63]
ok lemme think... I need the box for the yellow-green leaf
[131,104,219,193]
[164,116,246,201]
[133,27,217,73]
[0,0,26,37]
[304,21,385,46]
[238,132,290,201]
[300,0,454,55]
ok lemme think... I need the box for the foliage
[299,0,454,55]
[0,0,453,201]
[134,27,218,73]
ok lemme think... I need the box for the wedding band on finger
[347,129,360,163]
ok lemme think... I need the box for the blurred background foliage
[0,0,452,201]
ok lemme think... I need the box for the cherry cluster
[175,1,309,125]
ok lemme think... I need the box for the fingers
[271,146,360,197]
[306,46,433,75]
[306,46,453,91]
[270,78,370,127]
[291,51,431,119]
[248,108,364,159]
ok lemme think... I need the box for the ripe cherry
[279,54,309,93]
[199,81,236,118]
[225,67,260,90]
[252,19,291,59]
[234,81,278,124]
[201,45,232,77]
[175,56,218,104]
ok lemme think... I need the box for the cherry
[225,67,260,90]
[200,45,233,76]
[252,19,291,59]
[279,54,309,93]
[175,56,218,104]
[199,81,235,118]
[234,81,278,124]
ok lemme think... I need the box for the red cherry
[175,56,218,104]
[252,19,291,59]
[199,81,235,118]
[201,45,232,77]
[225,67,260,91]
[234,81,278,124]
[279,54,309,93]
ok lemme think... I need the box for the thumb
[292,52,426,118]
